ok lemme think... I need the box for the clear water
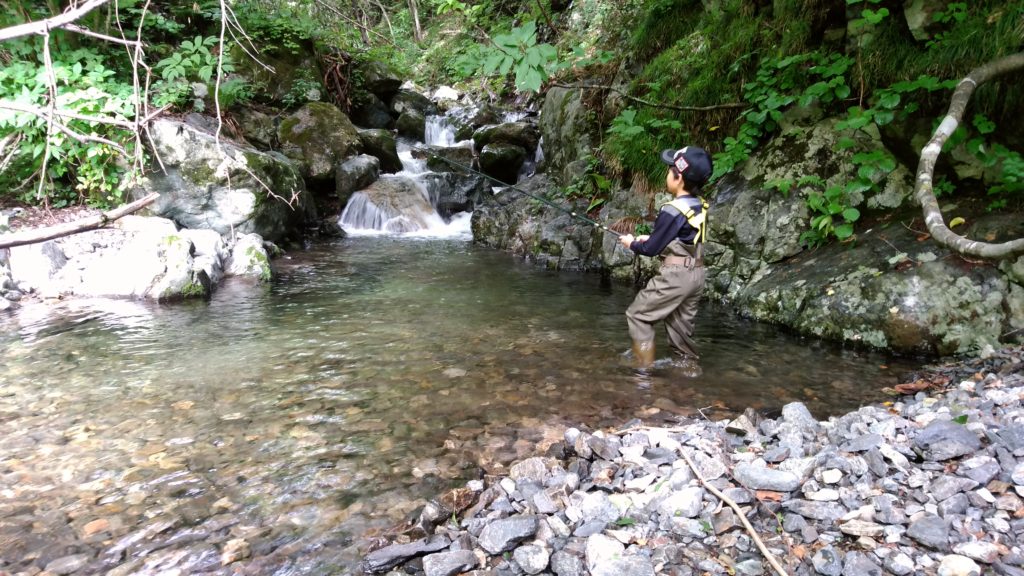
[0,237,914,574]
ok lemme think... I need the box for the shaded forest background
[0,0,1021,250]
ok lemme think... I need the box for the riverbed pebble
[364,346,1024,575]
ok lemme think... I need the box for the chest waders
[626,196,708,370]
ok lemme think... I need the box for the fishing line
[411,146,624,238]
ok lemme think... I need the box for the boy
[618,145,712,371]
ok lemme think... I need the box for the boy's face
[666,167,684,194]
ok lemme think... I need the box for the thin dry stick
[679,449,790,576]
[114,0,145,178]
[311,0,394,45]
[64,23,141,46]
[36,28,57,201]
[549,83,746,113]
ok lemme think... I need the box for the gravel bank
[364,346,1024,576]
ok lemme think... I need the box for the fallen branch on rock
[0,193,159,249]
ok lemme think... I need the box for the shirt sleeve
[630,207,685,257]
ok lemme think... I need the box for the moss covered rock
[138,118,314,244]
[278,102,363,182]
[539,87,595,186]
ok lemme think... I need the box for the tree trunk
[914,51,1024,260]
[408,0,422,43]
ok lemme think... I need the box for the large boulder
[471,174,602,271]
[339,175,440,233]
[358,129,402,173]
[350,92,394,129]
[8,217,211,301]
[479,143,527,184]
[357,60,403,102]
[391,89,437,118]
[412,144,475,174]
[396,109,426,141]
[539,87,595,186]
[473,121,541,155]
[6,216,276,301]
[278,102,363,182]
[137,118,315,244]
[235,107,278,150]
[701,117,1023,355]
[454,104,503,142]
[418,172,488,219]
[336,154,381,207]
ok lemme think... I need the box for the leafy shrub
[0,43,136,208]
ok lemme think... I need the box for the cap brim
[659,149,676,166]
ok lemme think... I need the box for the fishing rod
[411,145,624,238]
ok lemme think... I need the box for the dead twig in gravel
[680,449,790,576]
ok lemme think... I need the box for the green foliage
[233,1,320,56]
[944,114,1024,211]
[281,75,323,109]
[847,0,890,48]
[630,0,703,59]
[482,21,559,92]
[0,43,136,208]
[714,52,854,179]
[604,107,685,183]
[152,35,243,111]
[560,156,612,213]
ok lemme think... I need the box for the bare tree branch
[914,51,1024,260]
[0,192,159,249]
[0,0,109,42]
[312,0,394,45]
[64,23,142,47]
[0,101,136,129]
[549,83,746,112]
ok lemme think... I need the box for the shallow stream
[0,234,916,574]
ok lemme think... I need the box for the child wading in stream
[618,145,712,375]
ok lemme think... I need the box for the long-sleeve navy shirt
[629,195,704,257]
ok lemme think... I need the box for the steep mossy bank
[465,1,1023,358]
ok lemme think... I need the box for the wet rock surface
[365,346,1024,575]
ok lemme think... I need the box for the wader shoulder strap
[662,197,709,243]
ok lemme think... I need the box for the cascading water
[339,113,474,238]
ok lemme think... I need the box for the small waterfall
[425,115,457,147]
[518,136,545,181]
[339,121,474,239]
[339,175,450,236]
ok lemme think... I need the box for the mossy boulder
[358,129,402,173]
[539,87,595,186]
[412,144,475,174]
[278,102,363,182]
[391,89,437,118]
[471,175,603,271]
[357,60,402,102]
[396,109,426,141]
[473,122,541,155]
[236,107,278,150]
[479,143,527,184]
[137,118,314,244]
[231,43,322,104]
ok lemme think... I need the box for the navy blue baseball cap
[660,146,713,184]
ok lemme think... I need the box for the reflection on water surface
[0,237,913,574]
